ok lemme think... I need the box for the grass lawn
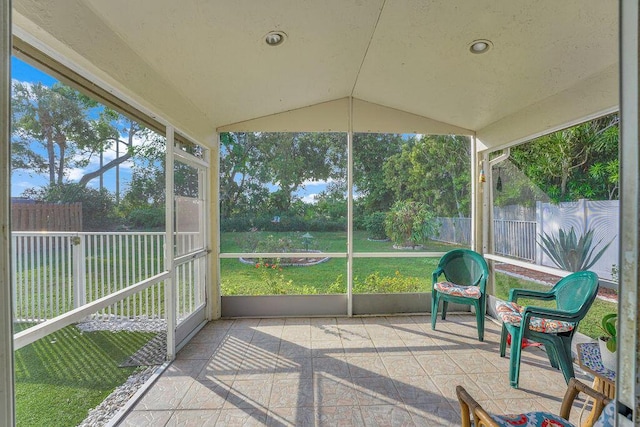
[14,323,156,427]
[220,230,462,295]
[494,274,617,340]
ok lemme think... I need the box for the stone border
[239,250,330,267]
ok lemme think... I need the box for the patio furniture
[576,342,616,426]
[456,377,613,427]
[496,270,600,388]
[431,249,489,341]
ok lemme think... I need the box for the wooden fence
[12,202,82,231]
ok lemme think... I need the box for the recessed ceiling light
[469,39,492,54]
[265,31,286,46]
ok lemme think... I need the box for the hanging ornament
[479,169,486,183]
[496,168,503,192]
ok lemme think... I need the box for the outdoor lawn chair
[457,377,613,427]
[431,249,489,341]
[496,270,600,388]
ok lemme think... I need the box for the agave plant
[538,226,614,272]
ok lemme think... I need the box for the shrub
[127,207,165,229]
[327,271,423,294]
[364,212,387,240]
[384,201,438,247]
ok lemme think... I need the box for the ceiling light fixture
[469,39,492,54]
[265,31,287,46]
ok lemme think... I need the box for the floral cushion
[592,401,615,427]
[433,281,481,299]
[495,300,575,333]
[492,411,573,427]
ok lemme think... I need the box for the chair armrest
[432,267,444,284]
[456,386,500,427]
[520,305,579,322]
[559,378,611,421]
[509,288,556,303]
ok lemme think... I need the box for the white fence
[434,199,619,280]
[12,231,202,323]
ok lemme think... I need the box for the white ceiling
[12,0,618,149]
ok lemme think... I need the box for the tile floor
[117,315,592,426]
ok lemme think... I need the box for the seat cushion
[492,412,574,427]
[433,281,481,299]
[495,301,575,333]
[592,401,615,427]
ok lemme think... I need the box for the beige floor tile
[117,410,173,427]
[275,356,313,378]
[316,405,364,426]
[133,377,193,410]
[313,355,350,378]
[215,408,269,426]
[118,315,575,427]
[165,409,220,426]
[381,355,427,378]
[269,378,314,407]
[314,376,360,406]
[178,380,230,409]
[266,406,316,426]
[346,355,389,378]
[352,376,402,406]
[359,404,417,426]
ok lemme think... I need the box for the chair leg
[499,325,508,357]
[556,337,575,384]
[474,300,484,342]
[431,292,439,330]
[441,301,448,320]
[546,345,560,370]
[509,329,524,388]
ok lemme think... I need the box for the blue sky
[11,57,134,197]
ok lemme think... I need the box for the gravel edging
[75,318,168,427]
[78,365,158,427]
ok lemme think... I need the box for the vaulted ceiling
[12,0,618,149]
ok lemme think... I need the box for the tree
[11,81,149,189]
[383,135,471,217]
[219,132,347,217]
[255,132,347,213]
[509,114,619,202]
[219,132,270,218]
[353,133,404,214]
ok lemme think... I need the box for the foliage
[328,271,422,294]
[127,207,165,229]
[219,132,346,218]
[353,133,404,213]
[11,81,154,189]
[509,113,619,202]
[364,212,387,240]
[382,135,471,217]
[384,200,438,247]
[538,227,614,272]
[600,313,617,352]
[24,183,118,231]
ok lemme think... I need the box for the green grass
[220,230,463,295]
[494,273,617,340]
[14,323,156,427]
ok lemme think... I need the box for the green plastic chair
[431,249,489,341]
[496,270,599,388]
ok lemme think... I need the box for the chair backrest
[440,249,489,291]
[551,271,600,315]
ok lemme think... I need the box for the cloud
[301,194,318,204]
